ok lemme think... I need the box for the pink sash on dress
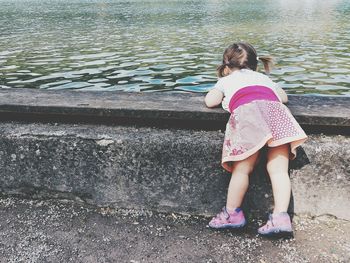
[228,85,279,113]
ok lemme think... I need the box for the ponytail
[258,56,274,74]
[217,64,227,78]
[217,42,274,76]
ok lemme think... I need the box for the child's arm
[205,89,224,108]
[275,86,288,103]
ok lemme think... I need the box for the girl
[205,42,307,237]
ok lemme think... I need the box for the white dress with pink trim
[214,71,307,173]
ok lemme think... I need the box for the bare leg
[266,144,291,213]
[226,152,259,211]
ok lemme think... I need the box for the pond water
[1,0,350,95]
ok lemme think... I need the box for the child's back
[214,68,281,112]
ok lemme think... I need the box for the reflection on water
[0,0,350,95]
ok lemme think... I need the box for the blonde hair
[217,42,274,77]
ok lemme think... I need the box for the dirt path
[0,197,349,263]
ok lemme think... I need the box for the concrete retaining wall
[0,89,349,219]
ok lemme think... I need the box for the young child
[205,42,307,237]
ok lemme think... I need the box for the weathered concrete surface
[0,88,349,132]
[291,135,350,218]
[1,121,349,219]
[0,197,349,263]
[0,122,229,216]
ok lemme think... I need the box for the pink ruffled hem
[222,134,307,173]
[221,100,308,173]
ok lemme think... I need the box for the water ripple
[0,0,349,96]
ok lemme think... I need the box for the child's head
[217,42,273,77]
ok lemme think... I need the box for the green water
[1,0,350,95]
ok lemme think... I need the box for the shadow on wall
[242,147,310,221]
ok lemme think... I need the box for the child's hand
[205,89,224,108]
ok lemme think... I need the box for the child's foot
[208,207,246,229]
[258,212,293,238]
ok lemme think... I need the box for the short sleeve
[212,78,225,93]
[264,75,279,90]
[271,81,280,90]
[270,81,283,102]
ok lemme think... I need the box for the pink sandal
[208,207,246,229]
[258,212,293,238]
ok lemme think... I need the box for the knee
[266,163,278,176]
[266,162,288,176]
[266,145,290,175]
[231,152,259,175]
[232,162,255,175]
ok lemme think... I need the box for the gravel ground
[0,196,349,263]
